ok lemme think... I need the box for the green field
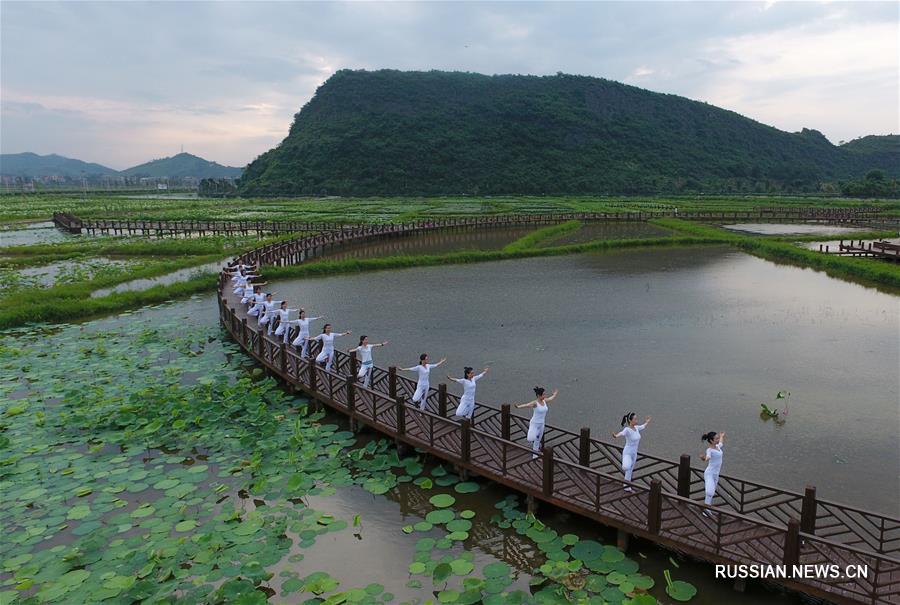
[1,194,898,329]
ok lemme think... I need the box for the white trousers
[292,334,310,357]
[357,363,372,387]
[316,350,334,371]
[455,399,475,419]
[527,421,545,453]
[413,383,429,410]
[622,448,638,482]
[704,470,720,505]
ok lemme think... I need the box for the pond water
[271,246,899,513]
[722,223,872,236]
[800,237,900,252]
[0,221,79,246]
[539,222,671,246]
[319,227,538,260]
[90,258,229,297]
[9,257,134,288]
[0,297,801,605]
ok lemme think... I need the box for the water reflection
[722,223,871,236]
[540,222,671,246]
[319,227,538,260]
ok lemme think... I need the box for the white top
[412,364,436,386]
[277,308,293,322]
[292,317,319,336]
[616,423,647,452]
[530,401,549,425]
[705,443,724,475]
[313,332,338,355]
[454,372,485,405]
[357,344,374,365]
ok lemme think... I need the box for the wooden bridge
[216,219,900,605]
[52,207,896,237]
[819,240,900,262]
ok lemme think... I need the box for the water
[10,257,133,288]
[723,223,872,236]
[539,221,671,246]
[270,247,899,513]
[90,258,229,297]
[0,221,78,246]
[319,227,538,260]
[801,237,900,251]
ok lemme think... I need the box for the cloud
[1,1,897,166]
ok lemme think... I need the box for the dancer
[247,287,270,317]
[515,386,558,457]
[273,301,298,339]
[700,431,725,510]
[258,294,281,329]
[288,309,324,352]
[401,354,447,410]
[447,366,489,420]
[348,336,388,387]
[308,323,351,372]
[611,412,652,491]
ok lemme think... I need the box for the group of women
[227,262,728,510]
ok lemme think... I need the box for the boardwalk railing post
[350,354,358,380]
[501,404,511,441]
[677,454,692,497]
[345,375,355,415]
[280,343,287,375]
[459,419,471,464]
[388,366,397,399]
[579,428,591,467]
[396,395,406,436]
[783,519,801,566]
[542,446,554,497]
[257,327,264,357]
[801,486,817,535]
[308,357,317,395]
[648,480,662,533]
[438,384,448,417]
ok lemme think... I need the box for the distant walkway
[53,207,896,237]
[216,221,900,605]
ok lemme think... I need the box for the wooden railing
[213,222,900,605]
[51,207,894,237]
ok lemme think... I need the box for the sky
[1,1,897,170]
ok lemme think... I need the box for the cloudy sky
[1,1,897,169]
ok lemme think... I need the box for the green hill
[0,152,118,177]
[239,70,898,196]
[123,153,242,179]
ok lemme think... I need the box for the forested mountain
[240,70,899,196]
[0,153,118,177]
[122,153,242,179]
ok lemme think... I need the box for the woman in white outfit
[515,386,558,458]
[258,294,281,330]
[401,354,446,410]
[288,310,324,353]
[273,301,298,339]
[611,412,652,491]
[700,431,725,510]
[308,323,351,372]
[348,335,388,387]
[247,288,269,317]
[447,366,489,420]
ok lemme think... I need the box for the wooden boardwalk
[818,240,900,262]
[53,207,896,237]
[215,221,900,605]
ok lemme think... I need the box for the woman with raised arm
[515,386,558,458]
[288,309,324,353]
[308,323,351,372]
[700,431,725,511]
[348,335,388,387]
[258,294,282,330]
[401,354,446,410]
[273,301,298,339]
[447,366,489,420]
[611,412,652,491]
[247,287,271,317]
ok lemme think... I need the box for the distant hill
[0,152,118,177]
[239,69,899,195]
[122,153,242,179]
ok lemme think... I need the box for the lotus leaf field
[0,298,698,605]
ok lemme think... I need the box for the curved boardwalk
[211,217,900,604]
